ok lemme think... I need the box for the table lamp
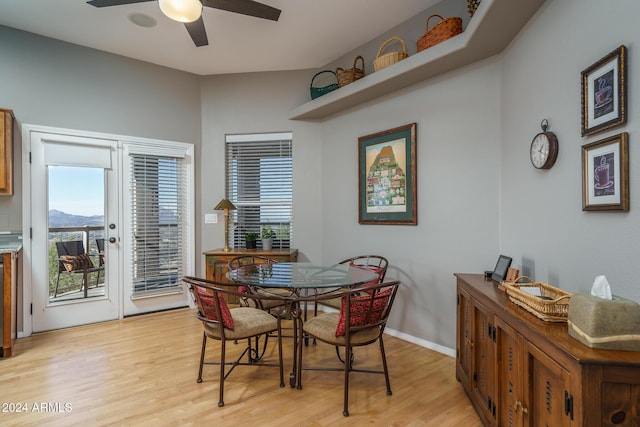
[214,198,236,252]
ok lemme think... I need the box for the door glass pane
[47,166,106,303]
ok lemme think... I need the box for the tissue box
[568,293,640,351]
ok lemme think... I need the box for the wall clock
[530,119,558,169]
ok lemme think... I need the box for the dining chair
[298,280,400,416]
[95,238,105,284]
[183,276,285,407]
[316,255,389,312]
[227,255,289,314]
[95,238,105,267]
[53,240,104,297]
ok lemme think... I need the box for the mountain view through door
[48,166,106,303]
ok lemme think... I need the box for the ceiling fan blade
[87,0,153,7]
[202,0,281,21]
[185,17,209,47]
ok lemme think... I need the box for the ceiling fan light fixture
[158,0,202,23]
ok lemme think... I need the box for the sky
[48,166,105,217]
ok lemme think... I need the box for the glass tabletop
[227,262,378,289]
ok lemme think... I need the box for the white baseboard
[384,328,456,358]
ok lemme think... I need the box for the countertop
[0,233,23,255]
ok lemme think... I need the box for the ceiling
[0,0,437,76]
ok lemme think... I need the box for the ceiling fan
[87,0,281,47]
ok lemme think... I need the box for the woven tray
[336,55,365,87]
[373,36,408,72]
[417,14,463,52]
[504,276,572,322]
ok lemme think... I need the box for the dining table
[227,262,379,388]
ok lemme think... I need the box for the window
[129,152,186,297]
[225,132,293,249]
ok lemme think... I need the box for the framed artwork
[358,123,417,225]
[581,45,627,137]
[581,132,629,211]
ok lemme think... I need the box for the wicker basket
[417,14,463,52]
[309,70,339,100]
[504,276,572,322]
[467,0,481,17]
[373,36,409,72]
[336,55,365,87]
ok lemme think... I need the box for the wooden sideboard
[204,248,298,304]
[455,273,640,427]
[0,108,14,196]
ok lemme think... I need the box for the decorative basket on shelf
[336,55,365,87]
[309,70,339,100]
[417,14,463,52]
[467,0,481,17]
[503,276,572,322]
[373,36,409,72]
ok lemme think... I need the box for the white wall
[199,71,325,264]
[501,0,640,303]
[0,25,201,234]
[319,59,501,349]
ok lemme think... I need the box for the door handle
[109,237,116,244]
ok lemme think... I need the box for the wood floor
[0,308,482,426]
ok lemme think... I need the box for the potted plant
[244,232,259,250]
[260,225,275,251]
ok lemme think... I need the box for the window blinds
[129,154,184,297]
[225,133,293,249]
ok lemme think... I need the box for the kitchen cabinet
[0,108,14,195]
[456,273,640,427]
[2,248,21,357]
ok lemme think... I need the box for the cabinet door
[525,342,573,427]
[471,299,496,425]
[496,317,524,427]
[591,365,640,427]
[456,286,473,389]
[0,110,13,195]
[205,254,241,305]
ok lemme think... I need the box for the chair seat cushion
[318,297,341,310]
[254,288,291,307]
[303,312,380,346]
[204,307,277,340]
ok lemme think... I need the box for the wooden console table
[455,273,640,426]
[204,248,298,304]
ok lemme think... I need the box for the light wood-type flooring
[0,308,482,426]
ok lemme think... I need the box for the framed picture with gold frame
[581,45,627,137]
[358,123,417,225]
[582,132,629,211]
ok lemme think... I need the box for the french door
[26,126,194,333]
[30,131,120,331]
